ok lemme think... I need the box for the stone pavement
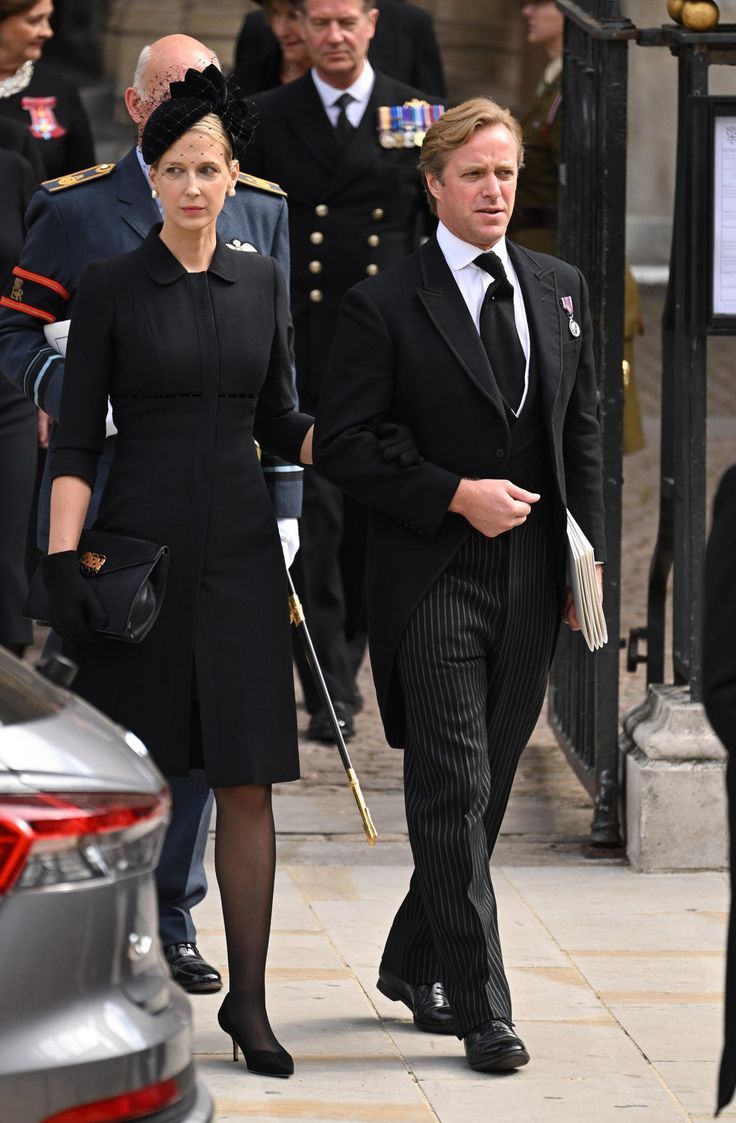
[189,286,736,1121]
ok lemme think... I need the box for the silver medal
[569,319,580,338]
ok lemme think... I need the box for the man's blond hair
[418,97,525,215]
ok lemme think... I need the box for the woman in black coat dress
[42,66,314,1077]
[0,0,95,179]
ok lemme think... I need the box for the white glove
[278,518,300,569]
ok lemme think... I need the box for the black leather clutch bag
[27,530,169,644]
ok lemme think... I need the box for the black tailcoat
[314,237,606,746]
[703,464,736,1114]
[247,70,442,407]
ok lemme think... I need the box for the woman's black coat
[51,227,312,784]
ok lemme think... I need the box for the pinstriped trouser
[381,507,563,1037]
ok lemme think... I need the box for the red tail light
[41,1077,180,1122]
[0,788,170,894]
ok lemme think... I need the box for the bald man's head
[124,34,220,141]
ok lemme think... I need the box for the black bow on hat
[141,63,255,165]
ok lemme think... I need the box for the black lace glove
[375,421,423,468]
[42,551,108,644]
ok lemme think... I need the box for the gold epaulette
[237,171,287,198]
[41,163,117,193]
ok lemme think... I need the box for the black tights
[213,783,282,1052]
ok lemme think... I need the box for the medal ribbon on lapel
[560,295,581,338]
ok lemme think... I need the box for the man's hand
[449,478,540,538]
[563,561,604,630]
[37,409,51,449]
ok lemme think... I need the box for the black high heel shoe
[217,996,294,1078]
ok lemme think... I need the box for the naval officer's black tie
[474,251,526,413]
[333,92,355,145]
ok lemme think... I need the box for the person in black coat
[42,66,314,1078]
[0,143,37,656]
[703,465,736,1114]
[235,0,445,97]
[314,98,604,1072]
[246,0,444,741]
[0,0,95,179]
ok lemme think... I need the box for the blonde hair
[190,113,234,165]
[151,112,235,169]
[418,97,525,215]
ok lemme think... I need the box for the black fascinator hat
[141,63,255,165]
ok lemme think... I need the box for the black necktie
[333,92,355,146]
[475,251,526,414]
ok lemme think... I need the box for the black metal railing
[628,24,736,702]
[547,0,635,848]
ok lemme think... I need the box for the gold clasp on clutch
[79,550,106,575]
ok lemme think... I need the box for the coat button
[308,261,322,274]
[372,207,384,221]
[315,204,329,217]
[309,289,323,302]
[366,264,379,276]
[367,234,380,247]
[495,448,505,459]
[310,231,324,245]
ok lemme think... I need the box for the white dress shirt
[311,61,375,129]
[436,222,531,416]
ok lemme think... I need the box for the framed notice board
[708,98,736,332]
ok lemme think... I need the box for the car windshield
[0,657,63,726]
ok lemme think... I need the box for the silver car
[0,650,213,1123]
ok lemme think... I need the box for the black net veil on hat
[141,63,255,165]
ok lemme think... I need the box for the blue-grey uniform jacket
[0,146,303,544]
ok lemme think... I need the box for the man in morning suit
[0,33,300,995]
[314,98,605,1071]
[246,0,443,743]
[703,465,736,1114]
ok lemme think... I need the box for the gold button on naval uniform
[366,264,379,276]
[310,231,324,245]
[367,234,380,247]
[309,261,322,274]
[309,289,323,303]
[372,208,384,221]
[315,204,329,217]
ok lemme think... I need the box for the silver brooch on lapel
[227,239,258,252]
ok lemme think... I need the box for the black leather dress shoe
[377,967,456,1034]
[164,943,223,994]
[306,701,355,743]
[463,1019,530,1072]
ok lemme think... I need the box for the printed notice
[713,116,736,316]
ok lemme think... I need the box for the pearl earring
[151,188,158,200]
[227,186,236,197]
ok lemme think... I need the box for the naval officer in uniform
[246,0,443,742]
[0,33,300,994]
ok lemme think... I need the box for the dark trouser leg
[483,514,563,856]
[156,770,213,945]
[0,383,36,650]
[382,517,560,1037]
[291,468,362,710]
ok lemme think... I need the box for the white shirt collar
[311,59,374,112]
[436,222,511,277]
